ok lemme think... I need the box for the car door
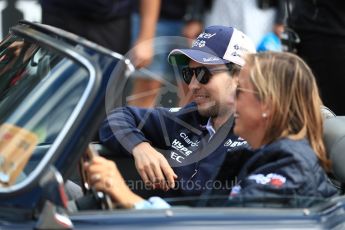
[0,21,120,225]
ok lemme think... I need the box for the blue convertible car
[1,21,345,229]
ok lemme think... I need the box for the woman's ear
[261,102,271,119]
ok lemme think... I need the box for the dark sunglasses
[181,66,230,85]
[235,86,259,98]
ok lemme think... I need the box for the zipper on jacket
[189,162,199,180]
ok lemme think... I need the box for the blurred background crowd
[1,0,345,115]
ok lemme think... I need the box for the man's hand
[132,142,177,191]
[130,39,154,68]
[129,0,159,68]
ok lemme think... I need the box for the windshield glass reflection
[0,35,89,187]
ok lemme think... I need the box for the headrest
[323,116,345,183]
[321,106,336,120]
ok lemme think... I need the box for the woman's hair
[245,52,330,171]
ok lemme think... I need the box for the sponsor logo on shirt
[172,139,193,156]
[169,107,181,112]
[248,173,286,188]
[180,132,200,147]
[224,138,247,147]
[170,151,184,163]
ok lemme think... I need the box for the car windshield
[0,35,90,187]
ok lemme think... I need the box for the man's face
[187,60,237,118]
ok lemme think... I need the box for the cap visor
[168,49,229,66]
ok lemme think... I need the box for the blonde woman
[231,52,337,199]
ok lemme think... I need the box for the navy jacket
[99,103,247,197]
[208,138,338,207]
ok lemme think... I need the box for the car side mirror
[35,166,73,230]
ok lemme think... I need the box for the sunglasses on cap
[181,66,230,85]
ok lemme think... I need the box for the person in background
[205,0,285,47]
[84,52,337,209]
[40,0,160,69]
[1,0,24,38]
[129,0,210,108]
[289,0,345,115]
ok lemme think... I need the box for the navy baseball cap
[168,26,256,66]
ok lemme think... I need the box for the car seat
[323,114,345,191]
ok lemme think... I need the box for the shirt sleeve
[134,196,171,209]
[99,106,171,155]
